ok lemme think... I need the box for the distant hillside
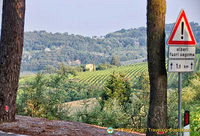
[21,22,200,72]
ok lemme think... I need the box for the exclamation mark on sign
[181,22,184,39]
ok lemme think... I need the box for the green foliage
[134,70,150,91]
[74,72,133,128]
[111,55,121,67]
[18,57,200,132]
[131,71,150,129]
[17,65,102,120]
[100,72,131,111]
[64,82,101,102]
[17,73,71,120]
[43,63,82,76]
[167,72,200,135]
[181,72,200,135]
[100,98,131,128]
[182,72,200,106]
[74,99,91,124]
[96,62,112,70]
[167,90,178,131]
[196,44,200,54]
[74,71,151,129]
[190,107,200,135]
[74,70,200,132]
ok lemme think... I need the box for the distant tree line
[20,22,200,72]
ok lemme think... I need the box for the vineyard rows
[73,63,148,87]
[74,55,200,87]
[19,55,200,88]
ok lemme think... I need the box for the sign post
[168,9,196,136]
[178,72,182,135]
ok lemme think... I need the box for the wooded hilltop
[21,22,200,72]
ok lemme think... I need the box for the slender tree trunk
[147,0,167,135]
[0,0,25,122]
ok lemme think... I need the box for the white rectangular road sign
[168,59,195,72]
[169,46,195,59]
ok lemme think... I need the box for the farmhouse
[85,64,96,71]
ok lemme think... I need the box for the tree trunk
[147,0,167,135]
[0,0,25,122]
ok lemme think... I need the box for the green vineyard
[19,54,200,88]
[73,63,147,87]
[73,54,200,87]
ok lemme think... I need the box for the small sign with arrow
[168,59,195,72]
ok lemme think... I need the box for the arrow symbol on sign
[176,63,178,68]
[191,62,193,69]
[170,63,173,70]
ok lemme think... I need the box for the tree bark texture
[0,0,25,121]
[147,0,167,135]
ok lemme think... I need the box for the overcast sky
[0,0,199,36]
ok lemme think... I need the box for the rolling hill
[20,22,200,73]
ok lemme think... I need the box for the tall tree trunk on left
[0,0,25,122]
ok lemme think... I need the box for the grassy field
[63,98,98,115]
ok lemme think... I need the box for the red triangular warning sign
[168,10,196,45]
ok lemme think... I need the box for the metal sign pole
[178,72,182,136]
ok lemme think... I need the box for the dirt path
[0,115,145,136]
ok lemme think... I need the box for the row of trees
[42,60,120,74]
